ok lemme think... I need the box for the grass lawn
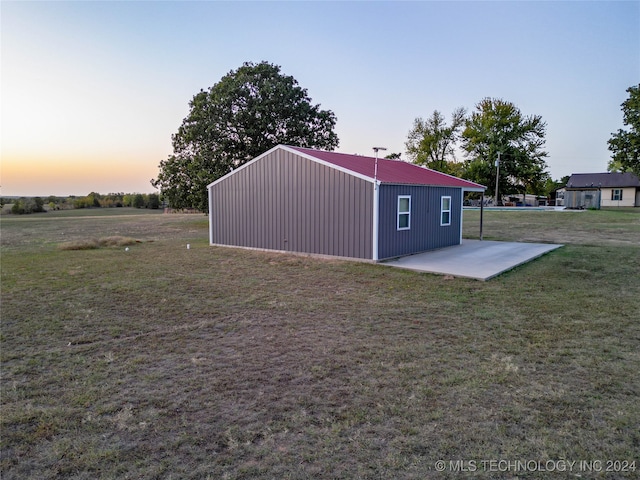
[1,208,639,479]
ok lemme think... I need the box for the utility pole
[495,152,501,206]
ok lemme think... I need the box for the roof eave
[378,181,485,191]
[414,164,487,190]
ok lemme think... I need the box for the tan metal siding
[601,187,637,207]
[209,149,374,259]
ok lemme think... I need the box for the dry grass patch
[58,236,141,250]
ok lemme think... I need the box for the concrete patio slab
[382,240,563,281]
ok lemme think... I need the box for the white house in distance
[563,172,640,209]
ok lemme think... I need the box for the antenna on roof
[373,147,387,182]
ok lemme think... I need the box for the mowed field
[1,208,639,479]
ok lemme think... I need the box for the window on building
[612,189,623,201]
[441,196,451,226]
[397,196,411,230]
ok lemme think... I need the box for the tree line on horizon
[1,192,161,215]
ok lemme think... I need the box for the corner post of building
[208,185,214,245]
[480,192,484,241]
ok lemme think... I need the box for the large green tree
[405,107,466,174]
[462,98,549,201]
[607,84,640,177]
[152,61,339,211]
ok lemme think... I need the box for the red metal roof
[289,146,485,190]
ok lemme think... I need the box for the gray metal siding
[377,185,462,260]
[209,149,374,259]
[564,190,601,209]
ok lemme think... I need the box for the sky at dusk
[1,1,638,197]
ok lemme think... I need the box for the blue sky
[1,0,638,196]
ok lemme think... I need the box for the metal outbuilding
[208,145,485,261]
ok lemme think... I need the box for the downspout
[372,147,385,262]
[372,180,380,261]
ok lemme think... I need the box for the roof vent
[372,147,387,182]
